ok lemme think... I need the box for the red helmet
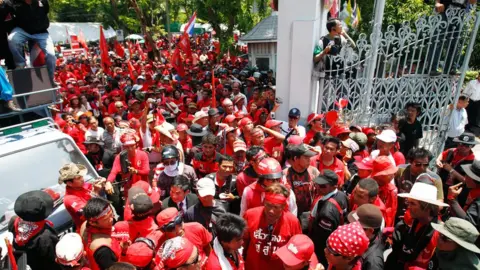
[255,157,283,179]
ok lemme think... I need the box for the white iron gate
[313,7,480,159]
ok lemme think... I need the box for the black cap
[187,123,208,137]
[453,132,479,145]
[208,108,219,117]
[289,144,317,157]
[314,170,338,185]
[288,108,301,118]
[14,190,54,222]
[128,187,153,216]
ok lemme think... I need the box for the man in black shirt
[399,102,423,156]
[7,0,56,80]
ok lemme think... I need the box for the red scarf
[14,218,53,246]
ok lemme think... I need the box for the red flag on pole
[65,26,71,44]
[5,238,18,270]
[178,33,193,61]
[78,29,89,52]
[136,43,146,61]
[99,26,111,75]
[126,41,134,57]
[127,60,136,80]
[171,47,185,77]
[114,40,125,58]
[211,69,216,108]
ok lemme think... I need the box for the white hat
[398,182,449,207]
[166,102,180,114]
[193,111,208,123]
[137,75,145,80]
[376,129,397,143]
[56,233,84,267]
[196,178,215,197]
[222,98,233,106]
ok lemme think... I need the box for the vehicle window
[0,139,96,231]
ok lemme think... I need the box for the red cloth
[14,218,52,246]
[317,156,345,187]
[350,196,387,227]
[127,216,158,241]
[378,183,398,228]
[63,125,87,154]
[392,151,406,166]
[405,225,439,269]
[192,154,220,177]
[205,248,245,270]
[236,170,257,197]
[114,40,125,58]
[107,149,150,184]
[158,222,212,256]
[85,227,122,270]
[243,206,302,270]
[197,98,212,109]
[441,149,475,167]
[171,47,185,77]
[108,101,127,115]
[64,183,93,230]
[127,111,143,121]
[303,129,317,144]
[264,137,283,162]
[99,26,111,75]
[179,136,193,153]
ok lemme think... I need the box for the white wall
[275,0,322,124]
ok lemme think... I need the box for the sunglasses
[413,162,429,168]
[318,184,329,189]
[161,214,183,232]
[163,160,177,166]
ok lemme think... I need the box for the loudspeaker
[6,67,57,109]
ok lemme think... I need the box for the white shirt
[281,123,306,138]
[446,108,468,138]
[463,79,480,101]
[142,128,162,163]
[85,127,104,140]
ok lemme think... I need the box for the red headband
[265,193,288,205]
[90,206,111,222]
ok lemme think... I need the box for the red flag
[136,43,146,61]
[126,41,134,57]
[213,41,220,54]
[65,26,70,44]
[178,33,193,61]
[211,69,216,108]
[5,239,17,270]
[171,47,185,77]
[78,29,89,52]
[114,40,125,58]
[70,35,80,49]
[127,61,136,80]
[99,26,111,75]
[31,43,46,67]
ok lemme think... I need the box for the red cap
[276,234,315,266]
[238,118,252,129]
[67,94,79,102]
[112,221,130,242]
[247,77,255,83]
[158,237,195,269]
[156,207,178,227]
[371,156,398,177]
[125,241,154,267]
[287,135,304,145]
[330,125,351,137]
[203,83,211,89]
[182,114,195,122]
[354,156,374,170]
[362,127,375,135]
[265,120,282,129]
[120,133,137,146]
[128,99,140,106]
[307,113,324,125]
[132,181,160,204]
[223,114,236,124]
[327,222,369,257]
[233,140,247,152]
[176,123,188,132]
[110,90,121,97]
[234,111,246,119]
[181,85,191,91]
[216,84,224,90]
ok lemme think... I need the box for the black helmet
[161,145,179,160]
[232,69,239,75]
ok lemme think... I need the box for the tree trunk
[128,0,160,60]
[109,0,123,30]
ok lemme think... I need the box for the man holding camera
[314,19,356,78]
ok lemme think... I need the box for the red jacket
[64,183,93,230]
[127,216,158,241]
[108,149,150,184]
[378,183,398,228]
[205,247,245,270]
[236,168,257,197]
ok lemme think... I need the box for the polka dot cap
[327,221,370,257]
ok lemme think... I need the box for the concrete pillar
[275,0,322,123]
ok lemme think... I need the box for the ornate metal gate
[313,7,480,158]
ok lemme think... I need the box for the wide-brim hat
[431,217,480,253]
[83,137,105,146]
[14,190,54,222]
[462,159,480,183]
[453,132,479,145]
[398,182,449,207]
[187,124,208,137]
[58,163,88,184]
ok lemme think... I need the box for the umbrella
[125,34,144,40]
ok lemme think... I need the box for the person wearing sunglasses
[157,237,203,270]
[324,222,370,270]
[436,132,477,205]
[308,169,348,268]
[243,183,302,270]
[155,208,212,258]
[395,148,444,221]
[428,217,480,270]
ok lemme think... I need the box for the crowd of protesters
[1,7,480,269]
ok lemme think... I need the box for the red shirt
[192,153,221,178]
[378,183,398,228]
[205,247,245,270]
[107,150,150,184]
[350,196,388,225]
[264,137,283,162]
[441,148,475,166]
[243,206,302,270]
[158,222,212,256]
[317,156,345,187]
[236,168,258,196]
[197,98,212,109]
[127,216,158,241]
[64,183,93,230]
[179,135,193,153]
[392,151,406,166]
[304,129,318,144]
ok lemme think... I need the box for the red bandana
[14,218,53,246]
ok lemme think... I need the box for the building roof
[240,13,278,42]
